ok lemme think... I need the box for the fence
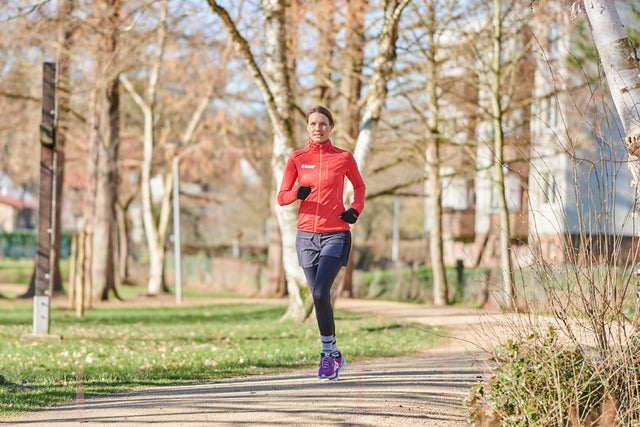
[0,231,73,259]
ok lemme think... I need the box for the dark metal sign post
[30,62,59,338]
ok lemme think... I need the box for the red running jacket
[277,139,366,233]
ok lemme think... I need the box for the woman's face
[306,112,333,144]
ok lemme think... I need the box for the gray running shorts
[295,230,352,268]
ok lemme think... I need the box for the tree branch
[207,1,282,125]
[147,0,168,107]
[118,74,147,111]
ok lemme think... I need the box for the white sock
[321,335,338,355]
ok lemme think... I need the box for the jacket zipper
[314,150,323,232]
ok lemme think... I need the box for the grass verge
[0,297,440,416]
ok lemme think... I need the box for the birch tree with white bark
[118,0,170,296]
[120,1,219,295]
[351,0,413,179]
[208,0,412,319]
[577,0,640,193]
[208,0,309,320]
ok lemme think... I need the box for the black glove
[297,186,312,200]
[340,208,359,224]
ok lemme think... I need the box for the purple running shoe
[318,353,337,380]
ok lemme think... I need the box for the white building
[0,172,37,232]
[424,3,639,267]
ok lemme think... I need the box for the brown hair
[306,105,334,127]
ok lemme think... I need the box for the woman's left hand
[339,208,359,224]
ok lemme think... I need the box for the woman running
[277,105,366,380]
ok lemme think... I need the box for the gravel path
[3,298,513,426]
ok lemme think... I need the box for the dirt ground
[1,288,516,426]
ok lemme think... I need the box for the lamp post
[169,139,182,304]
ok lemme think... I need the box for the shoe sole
[318,367,339,381]
[318,367,338,381]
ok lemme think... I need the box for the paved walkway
[3,299,513,426]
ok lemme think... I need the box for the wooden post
[32,62,56,336]
[68,231,78,309]
[85,233,93,309]
[76,230,86,318]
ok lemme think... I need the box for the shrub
[354,264,492,305]
[467,327,605,426]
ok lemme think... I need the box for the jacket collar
[309,139,333,152]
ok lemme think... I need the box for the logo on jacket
[301,164,316,169]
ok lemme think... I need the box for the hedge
[355,264,492,305]
[0,231,73,259]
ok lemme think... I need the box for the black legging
[302,256,343,336]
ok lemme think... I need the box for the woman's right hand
[297,186,313,200]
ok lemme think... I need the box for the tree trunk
[351,0,411,177]
[286,0,300,99]
[51,0,73,297]
[425,0,448,306]
[581,0,640,190]
[118,0,168,295]
[312,0,337,105]
[115,201,130,284]
[337,0,367,147]
[83,80,99,300]
[89,0,121,301]
[92,76,119,300]
[491,0,516,309]
[263,0,311,320]
[263,182,286,296]
[208,0,311,319]
[426,145,447,305]
[336,0,368,298]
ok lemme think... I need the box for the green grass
[0,259,40,286]
[0,299,441,416]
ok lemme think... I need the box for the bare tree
[351,0,413,178]
[120,1,221,296]
[335,0,368,298]
[423,0,448,306]
[488,0,517,309]
[457,0,534,309]
[120,0,169,296]
[343,1,413,299]
[310,0,338,105]
[85,0,121,301]
[208,0,311,320]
